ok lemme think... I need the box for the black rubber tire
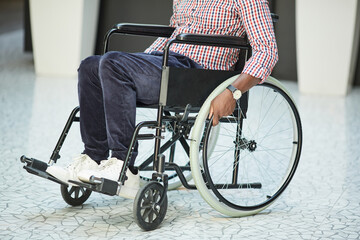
[190,76,302,216]
[60,185,92,206]
[201,81,302,212]
[133,182,167,231]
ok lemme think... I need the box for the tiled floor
[1,30,360,240]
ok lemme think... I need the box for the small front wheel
[133,182,167,231]
[60,185,92,206]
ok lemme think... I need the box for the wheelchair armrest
[104,23,175,53]
[271,13,279,23]
[113,23,175,38]
[175,33,249,49]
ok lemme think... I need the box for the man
[46,0,278,199]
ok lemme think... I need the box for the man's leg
[77,51,163,196]
[98,51,162,166]
[46,55,108,184]
[78,55,109,162]
[98,51,202,166]
[77,51,201,198]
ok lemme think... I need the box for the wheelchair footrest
[21,155,48,171]
[69,178,119,196]
[20,155,69,186]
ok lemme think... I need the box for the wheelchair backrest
[165,67,248,115]
[162,43,249,115]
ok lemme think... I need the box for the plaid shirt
[145,0,278,81]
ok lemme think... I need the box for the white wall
[296,0,360,96]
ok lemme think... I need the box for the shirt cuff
[242,60,272,83]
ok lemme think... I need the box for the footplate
[20,155,69,186]
[69,177,119,196]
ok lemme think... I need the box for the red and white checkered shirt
[145,0,278,81]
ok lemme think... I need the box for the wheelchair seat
[137,67,248,115]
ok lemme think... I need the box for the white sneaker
[78,158,140,199]
[119,168,141,199]
[46,154,99,185]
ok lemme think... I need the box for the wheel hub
[234,138,257,152]
[248,140,257,152]
[152,203,160,211]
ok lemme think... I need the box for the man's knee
[100,51,128,64]
[78,55,101,85]
[79,55,100,71]
[99,51,130,78]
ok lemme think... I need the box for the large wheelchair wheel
[60,184,92,206]
[190,75,302,216]
[135,108,193,190]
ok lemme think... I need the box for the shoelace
[99,159,120,169]
[98,161,123,179]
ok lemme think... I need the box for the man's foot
[46,154,99,185]
[78,158,140,199]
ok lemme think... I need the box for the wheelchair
[20,13,302,231]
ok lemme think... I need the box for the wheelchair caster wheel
[60,185,92,206]
[133,182,167,231]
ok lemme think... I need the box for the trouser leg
[99,51,202,166]
[78,55,109,163]
[80,51,202,166]
[98,51,164,165]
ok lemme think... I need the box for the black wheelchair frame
[21,23,252,191]
[20,13,303,231]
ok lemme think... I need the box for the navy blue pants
[78,51,201,165]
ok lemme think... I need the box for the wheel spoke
[74,188,80,199]
[153,190,160,202]
[153,207,160,217]
[148,210,154,223]
[68,186,75,195]
[141,201,151,209]
[148,189,154,201]
[141,203,152,209]
[142,208,151,222]
[79,187,85,195]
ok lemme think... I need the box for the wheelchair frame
[21,13,302,231]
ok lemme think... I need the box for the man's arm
[209,0,278,126]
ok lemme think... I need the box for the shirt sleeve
[236,0,278,82]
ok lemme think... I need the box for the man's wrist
[226,84,242,100]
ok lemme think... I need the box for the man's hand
[209,89,236,126]
[208,73,261,126]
